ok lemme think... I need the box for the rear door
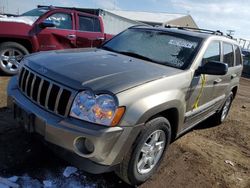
[36,10,76,51]
[76,13,104,48]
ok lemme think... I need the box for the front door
[185,41,222,126]
[36,11,76,51]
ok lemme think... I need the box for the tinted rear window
[79,16,101,32]
[234,46,242,66]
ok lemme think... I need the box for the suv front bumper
[7,76,142,173]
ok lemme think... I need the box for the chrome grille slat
[37,79,44,105]
[25,71,31,94]
[30,75,36,99]
[18,67,75,117]
[55,88,63,114]
[18,68,25,88]
[20,68,27,91]
[45,83,53,109]
[64,91,77,116]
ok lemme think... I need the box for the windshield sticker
[168,39,195,49]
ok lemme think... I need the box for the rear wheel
[214,92,234,124]
[0,42,29,75]
[116,117,171,186]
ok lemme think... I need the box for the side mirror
[39,20,57,28]
[196,60,228,75]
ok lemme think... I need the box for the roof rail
[128,24,152,29]
[164,25,234,39]
[165,25,223,35]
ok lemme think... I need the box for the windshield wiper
[118,51,156,62]
[101,46,118,53]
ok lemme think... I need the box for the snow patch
[43,180,53,187]
[0,16,38,25]
[0,183,10,188]
[7,176,18,183]
[63,166,78,178]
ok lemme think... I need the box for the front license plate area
[14,104,35,133]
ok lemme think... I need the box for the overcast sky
[0,0,250,39]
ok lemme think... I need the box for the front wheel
[0,42,29,75]
[116,117,171,186]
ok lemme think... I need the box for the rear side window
[46,13,72,30]
[234,46,242,66]
[202,42,220,64]
[79,16,101,32]
[223,43,234,67]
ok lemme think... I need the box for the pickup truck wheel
[214,92,233,124]
[0,42,29,75]
[116,117,171,186]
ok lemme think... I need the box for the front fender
[118,89,186,129]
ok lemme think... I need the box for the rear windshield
[102,28,202,69]
[21,7,49,17]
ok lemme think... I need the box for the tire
[115,117,171,186]
[213,92,234,124]
[0,42,29,75]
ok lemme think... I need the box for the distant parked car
[242,49,250,75]
[0,6,113,75]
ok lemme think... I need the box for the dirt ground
[0,76,249,188]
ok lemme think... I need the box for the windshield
[21,7,49,17]
[102,28,202,69]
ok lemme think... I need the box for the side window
[234,45,242,66]
[46,13,72,30]
[79,16,101,32]
[223,43,234,67]
[202,42,220,64]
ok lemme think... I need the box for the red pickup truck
[0,6,113,75]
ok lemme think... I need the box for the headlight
[70,90,125,126]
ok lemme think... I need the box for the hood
[0,16,37,25]
[25,48,182,93]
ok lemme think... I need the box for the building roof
[105,10,187,24]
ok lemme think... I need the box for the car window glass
[103,29,201,69]
[79,16,101,32]
[234,46,242,66]
[202,42,220,64]
[223,43,234,67]
[46,13,72,30]
[22,7,49,17]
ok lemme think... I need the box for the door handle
[214,78,222,84]
[67,34,76,39]
[96,37,105,40]
[231,73,237,79]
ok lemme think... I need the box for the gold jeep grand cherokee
[7,26,243,186]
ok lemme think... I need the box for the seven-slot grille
[18,67,75,117]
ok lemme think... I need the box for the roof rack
[128,25,152,29]
[165,25,223,35]
[164,25,234,39]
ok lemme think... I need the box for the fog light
[74,137,95,155]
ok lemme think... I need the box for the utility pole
[227,30,235,36]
